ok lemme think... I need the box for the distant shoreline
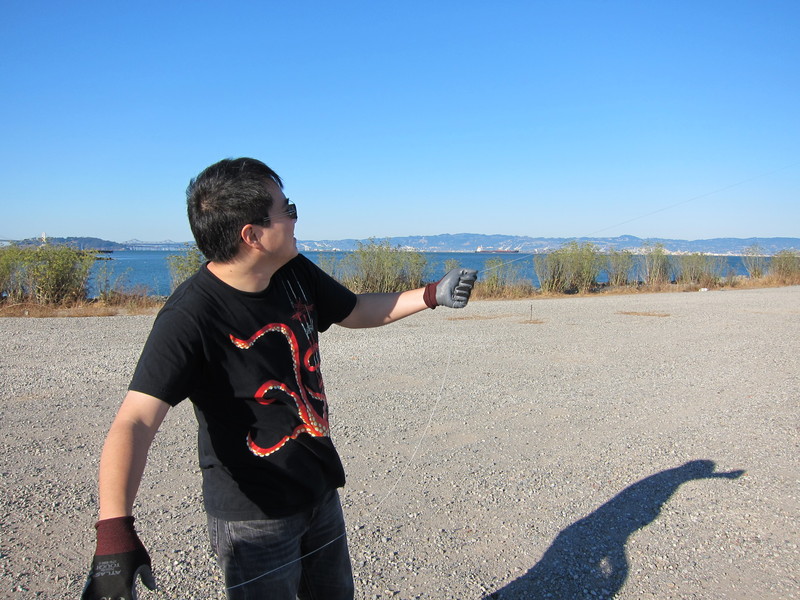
[3,233,799,255]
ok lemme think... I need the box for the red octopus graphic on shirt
[229,289,327,457]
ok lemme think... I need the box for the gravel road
[1,286,798,599]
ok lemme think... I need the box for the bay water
[89,250,754,298]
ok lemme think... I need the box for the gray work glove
[424,268,478,309]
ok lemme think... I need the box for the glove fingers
[80,572,93,600]
[136,564,157,591]
[459,269,477,281]
[436,267,476,308]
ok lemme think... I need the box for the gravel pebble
[0,286,798,599]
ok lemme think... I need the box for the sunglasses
[251,200,298,227]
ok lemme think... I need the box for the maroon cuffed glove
[424,268,478,309]
[81,516,156,600]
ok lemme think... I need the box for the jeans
[208,490,354,600]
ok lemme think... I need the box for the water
[88,250,756,297]
[91,251,176,297]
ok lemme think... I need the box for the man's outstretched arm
[338,288,429,329]
[338,268,477,329]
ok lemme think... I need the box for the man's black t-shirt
[129,255,357,519]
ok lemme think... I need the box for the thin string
[471,160,799,276]
[369,338,455,513]
[478,252,536,274]
[583,160,800,237]
[226,341,456,592]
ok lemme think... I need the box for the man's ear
[240,224,261,250]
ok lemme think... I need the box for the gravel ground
[0,286,798,599]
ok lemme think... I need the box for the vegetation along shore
[1,239,799,317]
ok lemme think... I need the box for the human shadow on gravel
[483,460,744,600]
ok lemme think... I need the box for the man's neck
[206,259,276,293]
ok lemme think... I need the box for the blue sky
[1,1,798,243]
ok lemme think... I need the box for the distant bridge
[122,241,190,251]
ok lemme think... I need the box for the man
[82,157,477,599]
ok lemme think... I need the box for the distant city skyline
[5,233,797,257]
[1,2,798,242]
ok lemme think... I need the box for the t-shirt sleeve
[128,306,203,406]
[302,257,357,332]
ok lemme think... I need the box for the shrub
[534,251,568,294]
[479,258,507,297]
[768,249,800,284]
[31,245,97,304]
[535,242,602,294]
[564,241,603,293]
[94,259,128,302]
[0,244,96,304]
[315,252,339,277]
[339,238,427,293]
[167,244,206,291]
[641,243,671,287]
[742,244,768,279]
[606,249,634,287]
[474,257,535,298]
[674,253,722,288]
[0,245,27,302]
[443,258,460,273]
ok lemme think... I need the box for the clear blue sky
[1,1,798,243]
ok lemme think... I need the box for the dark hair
[186,158,283,262]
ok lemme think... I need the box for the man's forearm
[98,421,156,518]
[338,288,428,329]
[97,392,169,519]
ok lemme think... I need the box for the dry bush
[767,249,800,285]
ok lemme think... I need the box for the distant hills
[4,234,799,255]
[296,233,799,255]
[7,237,188,251]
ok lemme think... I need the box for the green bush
[0,244,96,304]
[167,244,206,291]
[477,258,520,298]
[339,238,427,293]
[443,258,460,274]
[315,252,339,278]
[606,249,634,287]
[565,241,603,293]
[534,251,568,293]
[641,243,671,286]
[742,244,768,279]
[674,253,722,288]
[534,242,602,293]
[94,259,149,304]
[0,245,27,302]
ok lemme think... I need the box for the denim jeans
[207,490,354,600]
